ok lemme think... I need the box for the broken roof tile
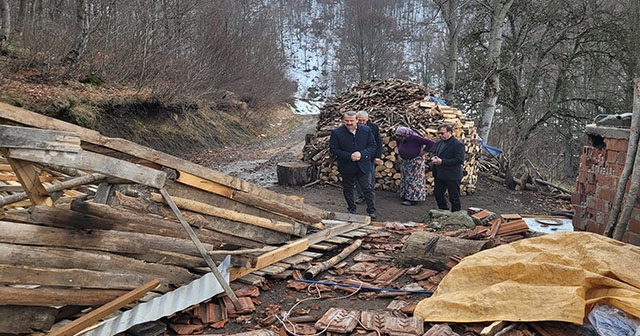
[314,308,360,333]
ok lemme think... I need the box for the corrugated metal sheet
[81,256,230,336]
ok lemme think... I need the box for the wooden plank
[325,236,353,244]
[299,251,324,258]
[310,243,338,251]
[339,230,370,238]
[0,172,105,207]
[177,171,324,228]
[0,221,221,259]
[67,200,262,249]
[230,220,369,280]
[2,153,53,206]
[0,264,160,291]
[0,285,131,306]
[236,273,266,286]
[0,125,81,152]
[5,148,166,189]
[0,243,195,286]
[259,264,288,275]
[0,174,57,182]
[230,239,309,280]
[165,179,299,228]
[281,254,313,265]
[150,192,307,237]
[47,279,160,336]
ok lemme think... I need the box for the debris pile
[301,78,481,195]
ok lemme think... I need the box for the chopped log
[304,239,362,279]
[277,161,316,186]
[394,231,492,270]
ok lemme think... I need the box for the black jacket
[432,136,465,180]
[329,125,376,175]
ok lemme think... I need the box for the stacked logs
[302,78,480,195]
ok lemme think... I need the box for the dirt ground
[183,112,575,334]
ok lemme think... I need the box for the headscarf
[396,126,419,137]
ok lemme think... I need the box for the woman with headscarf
[395,126,436,206]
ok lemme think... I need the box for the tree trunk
[394,231,493,271]
[277,161,316,186]
[611,78,640,240]
[477,0,515,141]
[436,0,467,105]
[64,0,90,64]
[0,0,9,48]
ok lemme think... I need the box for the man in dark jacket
[355,111,383,204]
[430,124,465,212]
[329,111,378,219]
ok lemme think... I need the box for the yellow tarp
[414,232,640,324]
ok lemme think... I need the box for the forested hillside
[0,0,638,185]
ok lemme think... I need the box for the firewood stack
[302,78,480,195]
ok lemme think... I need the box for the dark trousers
[342,171,376,214]
[356,162,376,199]
[434,178,461,212]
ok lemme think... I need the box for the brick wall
[572,124,640,246]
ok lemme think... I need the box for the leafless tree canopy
[1,0,638,182]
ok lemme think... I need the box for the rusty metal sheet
[314,308,360,333]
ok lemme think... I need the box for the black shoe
[368,212,377,220]
[355,197,365,204]
[348,209,356,214]
[401,200,415,206]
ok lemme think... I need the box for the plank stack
[302,78,480,195]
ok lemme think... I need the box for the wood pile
[302,78,481,195]
[0,102,373,334]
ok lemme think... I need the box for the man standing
[430,124,465,212]
[329,111,378,219]
[355,111,383,204]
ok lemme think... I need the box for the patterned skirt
[400,156,426,202]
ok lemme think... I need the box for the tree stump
[277,161,316,186]
[394,231,493,270]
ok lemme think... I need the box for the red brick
[624,231,640,247]
[596,186,616,202]
[596,174,617,188]
[606,150,619,163]
[585,220,603,234]
[571,192,585,205]
[605,138,629,152]
[628,218,640,235]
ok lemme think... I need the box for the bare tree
[476,0,514,141]
[434,0,471,105]
[336,0,404,89]
[0,0,9,48]
[63,0,90,65]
